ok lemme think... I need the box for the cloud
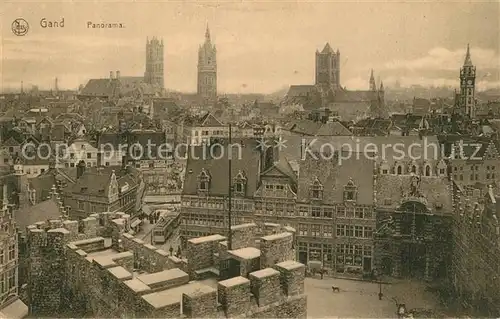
[384,47,500,71]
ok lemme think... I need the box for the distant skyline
[2,1,499,93]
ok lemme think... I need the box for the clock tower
[459,44,476,119]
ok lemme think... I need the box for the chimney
[116,70,120,79]
[76,160,86,179]
[110,71,114,80]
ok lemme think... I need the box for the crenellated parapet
[25,217,306,318]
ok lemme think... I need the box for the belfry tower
[315,43,341,90]
[144,37,164,88]
[459,44,476,119]
[197,25,217,103]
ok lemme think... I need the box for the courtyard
[305,277,449,318]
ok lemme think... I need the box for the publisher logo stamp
[12,18,29,36]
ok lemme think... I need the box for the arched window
[411,165,417,174]
[425,165,431,176]
[397,166,402,175]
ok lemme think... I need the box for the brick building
[61,165,144,219]
[23,214,306,318]
[451,184,500,317]
[0,183,28,318]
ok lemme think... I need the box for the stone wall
[25,214,306,318]
[259,232,294,268]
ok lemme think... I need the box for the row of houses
[179,135,473,280]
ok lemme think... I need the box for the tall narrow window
[233,171,247,195]
[198,169,210,193]
[310,177,324,200]
[425,165,431,176]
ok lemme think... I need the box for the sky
[1,1,499,94]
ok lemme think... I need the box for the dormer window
[198,169,210,192]
[396,165,403,175]
[343,178,358,202]
[310,177,324,200]
[233,170,247,195]
[380,161,390,175]
[424,165,431,177]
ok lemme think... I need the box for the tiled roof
[286,85,318,97]
[327,101,370,122]
[198,113,224,127]
[182,141,261,197]
[64,166,139,197]
[80,79,118,97]
[15,199,61,231]
[315,121,352,136]
[334,89,376,103]
[296,150,375,205]
[376,174,453,214]
[281,135,442,166]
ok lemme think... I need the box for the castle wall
[26,213,306,318]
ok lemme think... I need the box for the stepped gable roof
[182,140,260,197]
[296,150,375,205]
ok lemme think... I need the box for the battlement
[26,216,305,318]
[25,211,132,245]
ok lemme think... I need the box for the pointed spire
[321,43,334,54]
[369,70,376,91]
[205,23,211,43]
[464,43,473,66]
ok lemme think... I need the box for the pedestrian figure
[177,246,182,258]
[378,292,383,300]
[169,246,173,256]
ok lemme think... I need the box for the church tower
[459,44,476,118]
[369,69,376,92]
[144,37,164,88]
[315,43,341,90]
[197,25,217,103]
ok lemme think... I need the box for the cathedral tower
[369,69,376,91]
[459,44,476,118]
[197,25,217,103]
[144,37,164,88]
[315,43,341,90]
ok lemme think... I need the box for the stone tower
[315,43,341,90]
[197,25,217,103]
[144,37,164,88]
[459,44,476,119]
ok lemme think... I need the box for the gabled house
[190,112,227,145]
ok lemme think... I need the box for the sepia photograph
[1,0,499,318]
